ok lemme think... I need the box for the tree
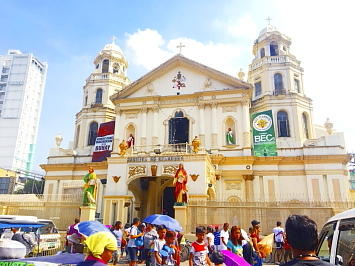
[15,178,44,194]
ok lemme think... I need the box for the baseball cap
[251,220,260,226]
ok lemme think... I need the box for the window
[254,82,262,97]
[113,63,119,74]
[96,64,99,69]
[270,42,279,56]
[317,222,336,262]
[95,89,103,104]
[2,67,9,74]
[274,73,284,94]
[1,75,8,82]
[88,122,98,146]
[0,84,6,90]
[277,111,290,137]
[302,113,309,139]
[102,59,109,73]
[336,219,355,266]
[294,79,300,93]
[75,125,80,148]
[260,48,265,58]
[84,95,88,106]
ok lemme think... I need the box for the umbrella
[143,214,182,232]
[75,220,110,237]
[220,250,251,266]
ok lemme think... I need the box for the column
[141,107,147,146]
[113,107,121,154]
[198,104,205,146]
[243,175,254,202]
[211,102,218,148]
[152,107,159,145]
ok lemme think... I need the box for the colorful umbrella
[220,250,251,266]
[143,214,182,232]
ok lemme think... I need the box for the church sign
[251,110,277,157]
[92,121,115,162]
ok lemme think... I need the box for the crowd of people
[68,214,332,266]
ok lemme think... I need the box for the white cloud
[214,14,258,40]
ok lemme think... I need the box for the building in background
[0,50,47,172]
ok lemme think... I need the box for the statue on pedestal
[191,136,200,153]
[83,167,97,206]
[119,140,128,156]
[226,128,235,145]
[173,164,188,204]
[127,134,135,148]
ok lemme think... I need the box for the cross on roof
[112,35,117,44]
[177,42,186,54]
[265,16,272,25]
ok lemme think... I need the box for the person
[219,223,229,251]
[77,231,117,266]
[206,227,215,253]
[213,226,221,251]
[250,220,263,266]
[127,218,144,266]
[11,228,36,256]
[143,223,158,266]
[273,221,285,264]
[111,221,123,266]
[226,225,248,257]
[83,167,97,206]
[154,225,167,266]
[67,218,80,253]
[281,215,332,266]
[160,231,178,266]
[283,235,293,263]
[173,164,188,203]
[189,226,211,266]
[138,223,147,263]
[210,251,224,266]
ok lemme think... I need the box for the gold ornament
[119,140,128,156]
[191,136,200,153]
[190,174,199,182]
[112,176,121,183]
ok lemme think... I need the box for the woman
[77,231,117,266]
[226,226,248,257]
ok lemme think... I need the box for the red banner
[92,121,115,162]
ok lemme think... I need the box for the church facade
[41,26,350,227]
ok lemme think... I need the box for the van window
[37,222,58,234]
[318,221,336,262]
[336,218,355,266]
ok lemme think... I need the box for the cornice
[40,161,108,172]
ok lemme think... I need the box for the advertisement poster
[251,110,278,157]
[92,121,115,162]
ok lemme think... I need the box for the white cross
[177,42,186,54]
[112,35,117,44]
[265,16,272,25]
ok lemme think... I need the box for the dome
[258,24,277,37]
[102,42,124,54]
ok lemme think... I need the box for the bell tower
[248,25,315,147]
[73,40,130,151]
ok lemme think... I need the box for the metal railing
[249,55,301,71]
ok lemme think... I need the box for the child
[189,226,211,266]
[160,231,178,266]
[226,225,248,257]
[154,225,167,265]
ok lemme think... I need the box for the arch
[227,196,241,203]
[102,59,109,73]
[260,48,265,58]
[277,111,290,137]
[74,125,80,148]
[224,116,236,145]
[168,110,189,144]
[302,112,310,139]
[95,88,103,104]
[88,121,98,146]
[125,123,136,148]
[274,73,284,95]
[270,41,279,56]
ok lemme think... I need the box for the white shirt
[273,227,284,243]
[127,225,139,247]
[219,229,229,250]
[154,238,166,265]
[206,232,215,247]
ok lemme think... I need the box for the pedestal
[80,206,96,222]
[174,205,187,233]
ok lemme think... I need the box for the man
[11,228,36,255]
[219,223,229,251]
[111,221,123,265]
[281,215,332,266]
[127,218,144,266]
[273,221,285,263]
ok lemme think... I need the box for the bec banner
[92,121,115,162]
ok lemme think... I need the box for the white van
[317,208,355,266]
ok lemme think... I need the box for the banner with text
[251,110,277,157]
[92,121,115,162]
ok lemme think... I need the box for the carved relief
[125,112,138,119]
[225,181,241,190]
[163,165,179,176]
[128,165,146,178]
[222,106,237,113]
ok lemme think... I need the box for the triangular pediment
[111,55,251,101]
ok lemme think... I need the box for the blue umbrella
[143,214,182,232]
[75,220,110,237]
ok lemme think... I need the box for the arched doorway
[162,187,175,218]
[169,111,189,144]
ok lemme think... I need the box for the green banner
[251,110,277,157]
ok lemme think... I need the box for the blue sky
[1,0,354,173]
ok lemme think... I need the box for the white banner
[94,134,114,152]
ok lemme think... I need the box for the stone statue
[83,167,97,206]
[119,140,128,156]
[226,128,235,145]
[191,136,200,153]
[173,164,188,204]
[127,134,135,148]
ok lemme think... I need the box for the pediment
[111,55,251,101]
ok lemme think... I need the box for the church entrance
[169,111,189,144]
[162,187,175,218]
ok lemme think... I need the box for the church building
[41,25,350,230]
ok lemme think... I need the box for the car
[317,208,355,266]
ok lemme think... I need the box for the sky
[0,0,354,173]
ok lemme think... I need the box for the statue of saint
[226,128,235,145]
[83,167,97,206]
[127,134,135,148]
[119,140,128,156]
[173,164,188,204]
[191,136,200,153]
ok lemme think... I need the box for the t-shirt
[281,259,334,266]
[190,241,209,266]
[154,238,166,265]
[220,229,229,250]
[226,239,248,257]
[273,227,285,243]
[144,229,158,249]
[161,244,176,265]
[213,231,221,245]
[206,232,215,247]
[127,225,139,247]
[112,229,123,247]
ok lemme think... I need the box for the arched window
[302,113,309,139]
[277,111,290,137]
[95,88,103,104]
[260,48,265,58]
[270,42,279,56]
[88,121,98,145]
[169,111,189,144]
[102,59,109,73]
[75,125,80,148]
[174,111,184,118]
[274,73,284,95]
[84,95,88,106]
